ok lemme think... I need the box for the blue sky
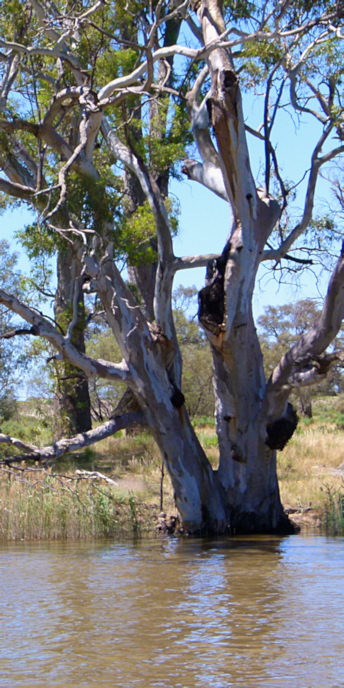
[0,130,335,402]
[1,22,339,324]
[171,176,330,315]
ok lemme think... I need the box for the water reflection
[0,535,344,687]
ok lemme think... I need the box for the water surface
[1,534,343,687]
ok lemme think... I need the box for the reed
[321,482,344,535]
[2,397,344,538]
[0,469,157,540]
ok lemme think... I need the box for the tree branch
[0,412,145,465]
[262,130,344,262]
[1,326,39,339]
[101,119,175,340]
[182,158,228,200]
[0,113,99,188]
[0,289,130,382]
[265,241,344,418]
[0,37,81,70]
[173,253,221,271]
[288,351,344,388]
[0,176,35,199]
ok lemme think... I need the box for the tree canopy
[0,0,344,534]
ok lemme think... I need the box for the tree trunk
[54,247,92,437]
[207,305,292,533]
[180,0,294,533]
[131,338,290,534]
[150,402,228,533]
[195,198,292,533]
[95,255,227,532]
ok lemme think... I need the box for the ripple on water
[0,535,343,687]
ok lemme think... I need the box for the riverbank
[1,397,344,539]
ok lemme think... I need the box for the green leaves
[0,240,22,419]
[120,196,179,265]
[223,0,255,21]
[0,0,33,42]
[240,39,284,85]
[18,223,57,258]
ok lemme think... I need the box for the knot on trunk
[181,159,198,179]
[198,244,230,334]
[148,322,175,371]
[265,402,298,451]
[207,70,239,125]
[170,385,185,409]
[222,70,238,93]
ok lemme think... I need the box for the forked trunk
[147,380,291,534]
[134,314,291,535]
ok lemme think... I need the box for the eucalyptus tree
[0,0,95,435]
[0,240,20,420]
[0,0,344,534]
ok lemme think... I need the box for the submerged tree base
[227,509,297,536]
[159,508,297,537]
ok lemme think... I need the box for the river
[0,534,343,688]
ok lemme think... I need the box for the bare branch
[264,62,287,194]
[263,128,344,262]
[0,114,99,183]
[182,158,228,200]
[0,289,130,383]
[288,351,344,388]
[173,253,221,272]
[0,52,19,108]
[74,470,118,486]
[65,276,83,342]
[45,113,90,220]
[1,326,39,339]
[0,434,38,454]
[0,412,145,465]
[182,86,229,200]
[286,28,339,124]
[0,37,80,70]
[98,45,200,103]
[101,120,175,338]
[0,176,34,199]
[265,242,344,418]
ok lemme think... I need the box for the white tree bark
[0,0,343,534]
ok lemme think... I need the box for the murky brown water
[0,534,344,688]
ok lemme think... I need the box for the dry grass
[195,425,219,467]
[90,431,176,513]
[1,402,344,539]
[0,429,176,540]
[278,422,344,511]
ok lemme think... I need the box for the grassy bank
[1,398,344,539]
[278,397,344,534]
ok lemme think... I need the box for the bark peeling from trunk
[198,243,230,334]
